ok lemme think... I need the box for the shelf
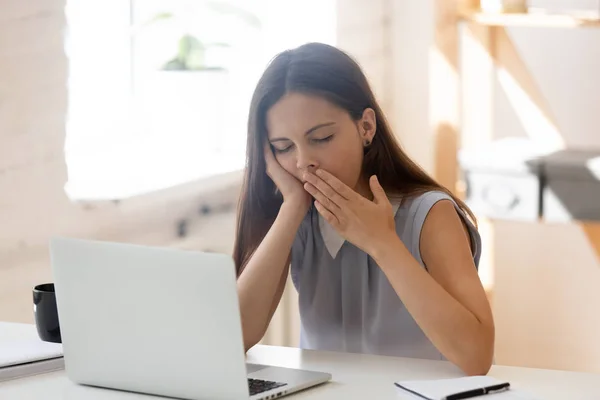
[458,8,600,29]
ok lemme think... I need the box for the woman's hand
[303,169,398,256]
[264,143,311,212]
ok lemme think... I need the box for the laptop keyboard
[248,378,287,396]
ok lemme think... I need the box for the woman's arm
[371,200,494,376]
[237,201,306,351]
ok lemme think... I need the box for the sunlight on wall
[497,66,565,152]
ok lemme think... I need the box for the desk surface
[1,323,600,399]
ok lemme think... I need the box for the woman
[234,42,494,375]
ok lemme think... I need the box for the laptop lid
[50,237,249,400]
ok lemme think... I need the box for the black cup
[33,283,61,343]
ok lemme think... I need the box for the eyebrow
[269,122,336,142]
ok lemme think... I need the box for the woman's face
[266,92,376,192]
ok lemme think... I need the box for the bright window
[64,0,336,200]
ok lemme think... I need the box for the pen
[444,382,510,400]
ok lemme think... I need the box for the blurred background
[1,0,600,374]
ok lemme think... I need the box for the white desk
[1,324,599,399]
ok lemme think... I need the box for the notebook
[395,376,540,400]
[0,332,64,382]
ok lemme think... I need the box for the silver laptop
[49,237,331,400]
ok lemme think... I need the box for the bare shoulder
[422,199,471,240]
[419,198,477,275]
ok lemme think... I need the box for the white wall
[1,0,71,322]
[0,0,240,323]
[390,0,435,173]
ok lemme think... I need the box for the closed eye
[313,135,334,143]
[271,134,333,154]
[272,144,293,154]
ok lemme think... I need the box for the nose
[296,147,318,173]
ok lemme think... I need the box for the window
[64,0,336,200]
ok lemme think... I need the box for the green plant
[162,35,229,71]
[142,1,261,71]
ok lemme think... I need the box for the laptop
[49,237,331,400]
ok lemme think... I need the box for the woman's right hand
[264,143,312,213]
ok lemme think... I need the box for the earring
[364,139,371,147]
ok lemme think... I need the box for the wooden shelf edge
[458,8,600,29]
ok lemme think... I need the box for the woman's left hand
[303,169,398,256]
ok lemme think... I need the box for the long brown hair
[233,42,475,274]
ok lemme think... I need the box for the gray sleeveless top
[290,191,481,360]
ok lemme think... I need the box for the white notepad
[395,376,538,400]
[0,337,64,382]
[0,338,62,367]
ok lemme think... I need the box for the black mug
[33,283,62,343]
